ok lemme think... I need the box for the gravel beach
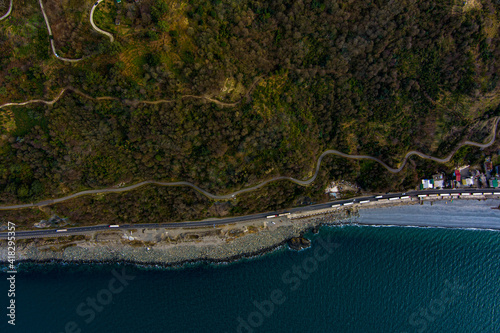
[2,197,499,267]
[0,210,356,267]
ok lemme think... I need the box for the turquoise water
[2,224,500,333]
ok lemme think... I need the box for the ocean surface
[3,200,500,333]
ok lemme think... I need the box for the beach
[1,197,499,267]
[356,198,500,230]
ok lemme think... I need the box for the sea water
[2,200,500,333]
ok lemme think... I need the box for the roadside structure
[432,173,446,189]
[484,157,493,177]
[421,179,433,189]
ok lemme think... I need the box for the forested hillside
[1,0,500,222]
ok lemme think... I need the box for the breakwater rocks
[0,210,356,267]
[287,237,311,251]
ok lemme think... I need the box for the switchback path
[0,113,497,210]
[318,116,500,174]
[4,0,107,61]
[90,0,114,42]
[0,0,13,21]
[38,0,84,62]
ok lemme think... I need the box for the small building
[462,177,474,187]
[432,173,446,189]
[421,179,433,189]
[484,157,493,176]
[470,169,481,177]
[480,174,488,188]
[455,169,461,182]
[324,182,340,198]
[459,166,470,178]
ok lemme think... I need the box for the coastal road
[2,189,499,239]
[90,0,114,42]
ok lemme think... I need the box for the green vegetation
[1,0,500,224]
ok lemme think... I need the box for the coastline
[356,197,500,230]
[2,197,499,268]
[0,210,356,268]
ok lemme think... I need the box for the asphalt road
[2,189,499,239]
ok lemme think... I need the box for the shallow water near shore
[3,201,500,332]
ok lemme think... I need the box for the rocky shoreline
[3,196,497,269]
[0,210,357,268]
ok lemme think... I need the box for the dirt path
[5,0,101,62]
[0,76,263,110]
[90,0,114,42]
[0,0,13,21]
[38,0,84,62]
[0,110,497,209]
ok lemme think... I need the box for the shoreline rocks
[287,237,311,251]
[4,197,494,268]
[0,211,356,268]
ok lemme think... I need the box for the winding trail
[90,0,114,42]
[318,118,500,174]
[38,0,84,62]
[0,88,67,109]
[0,0,13,21]
[4,0,105,61]
[0,79,500,210]
[2,3,498,212]
[0,77,262,110]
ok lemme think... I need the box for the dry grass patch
[463,0,482,12]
